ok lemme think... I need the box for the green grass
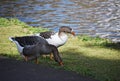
[0,18,48,55]
[59,37,120,81]
[0,18,120,81]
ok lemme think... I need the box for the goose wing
[10,36,48,47]
[39,31,55,39]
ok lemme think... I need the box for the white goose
[35,26,75,47]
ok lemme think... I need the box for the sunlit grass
[0,18,120,81]
[0,18,48,55]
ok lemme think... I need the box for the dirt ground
[0,56,98,81]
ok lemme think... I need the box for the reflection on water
[0,0,120,42]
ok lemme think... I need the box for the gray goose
[9,36,63,66]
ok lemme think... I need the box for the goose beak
[71,31,75,36]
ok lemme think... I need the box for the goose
[35,26,75,59]
[9,36,63,66]
[35,26,75,47]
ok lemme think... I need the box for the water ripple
[0,0,120,42]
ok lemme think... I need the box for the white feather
[9,37,24,55]
[9,37,13,42]
[46,32,68,47]
[14,41,24,54]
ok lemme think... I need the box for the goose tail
[9,37,24,56]
[9,37,15,42]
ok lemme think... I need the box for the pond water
[0,0,120,42]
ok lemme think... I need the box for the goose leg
[35,57,39,64]
[50,53,54,60]
[24,56,28,62]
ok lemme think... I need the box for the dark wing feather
[14,36,48,47]
[40,31,55,39]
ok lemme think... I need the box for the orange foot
[59,62,64,66]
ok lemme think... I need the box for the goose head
[59,26,75,36]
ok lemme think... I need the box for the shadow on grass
[0,53,22,60]
[103,42,120,50]
[60,48,120,81]
[84,42,120,51]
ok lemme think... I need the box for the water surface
[0,0,120,42]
